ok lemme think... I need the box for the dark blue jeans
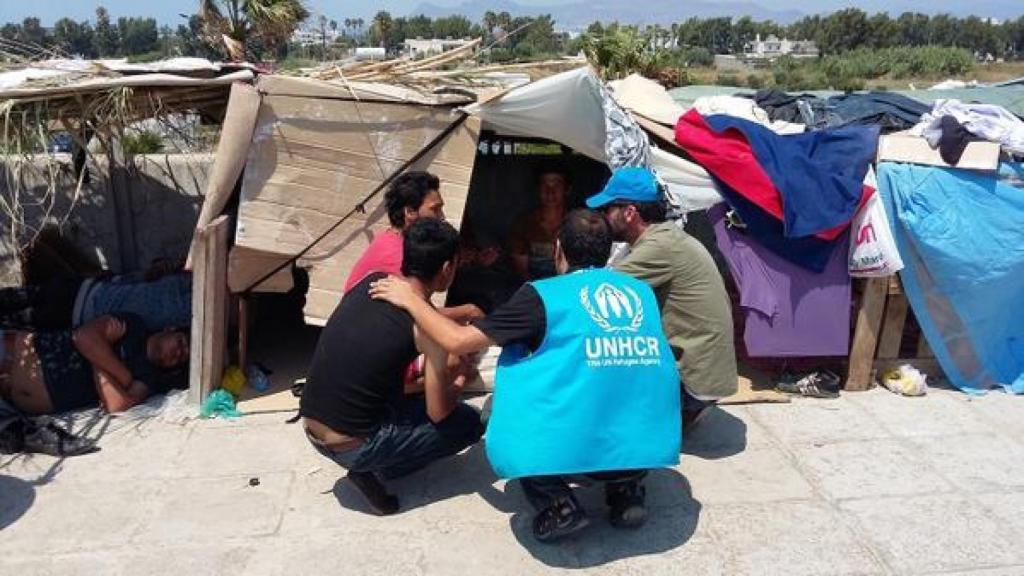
[309,395,484,480]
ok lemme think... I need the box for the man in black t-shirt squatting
[300,218,484,515]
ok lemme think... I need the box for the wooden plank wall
[188,215,230,404]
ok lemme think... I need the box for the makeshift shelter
[188,66,725,399]
[0,60,254,408]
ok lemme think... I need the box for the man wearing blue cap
[587,167,737,429]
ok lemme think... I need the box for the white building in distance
[744,34,819,59]
[291,25,343,47]
[404,38,475,59]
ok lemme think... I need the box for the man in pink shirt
[344,171,447,293]
[342,171,481,388]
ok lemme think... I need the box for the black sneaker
[0,419,26,454]
[776,370,842,399]
[22,421,99,457]
[532,498,590,543]
[346,471,400,515]
[606,480,648,529]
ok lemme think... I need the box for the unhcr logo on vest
[580,283,663,369]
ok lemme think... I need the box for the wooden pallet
[845,276,942,391]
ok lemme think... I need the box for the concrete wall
[0,153,213,286]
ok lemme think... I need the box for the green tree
[176,15,222,58]
[18,17,49,47]
[483,11,497,39]
[0,24,20,42]
[787,15,823,46]
[405,14,432,39]
[94,6,120,56]
[518,14,560,57]
[433,15,472,39]
[371,10,393,50]
[731,16,758,54]
[496,11,512,35]
[198,0,310,60]
[866,12,895,49]
[53,18,97,57]
[819,8,869,55]
[895,12,929,46]
[117,17,159,55]
[927,14,958,46]
[582,24,670,79]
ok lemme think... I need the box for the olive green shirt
[615,222,737,400]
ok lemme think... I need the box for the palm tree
[372,11,392,51]
[483,10,497,39]
[199,0,310,60]
[496,11,512,35]
[354,17,365,44]
[343,18,352,37]
[318,14,327,56]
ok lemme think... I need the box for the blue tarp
[877,162,1024,394]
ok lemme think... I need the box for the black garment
[35,312,160,413]
[937,115,985,166]
[300,273,419,437]
[0,279,82,331]
[749,89,825,125]
[472,284,546,352]
[825,92,929,133]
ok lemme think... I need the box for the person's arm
[507,218,531,280]
[72,316,132,388]
[94,370,149,413]
[416,328,463,423]
[368,277,495,356]
[439,303,485,323]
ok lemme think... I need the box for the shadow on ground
[505,469,701,568]
[0,475,35,531]
[332,443,512,516]
[682,405,748,460]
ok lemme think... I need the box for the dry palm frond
[245,0,310,48]
[0,79,221,258]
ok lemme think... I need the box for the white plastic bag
[849,171,904,277]
[880,364,928,396]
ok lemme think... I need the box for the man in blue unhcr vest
[369,209,681,542]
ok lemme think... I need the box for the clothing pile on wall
[662,87,1024,395]
[673,109,879,360]
[746,89,932,133]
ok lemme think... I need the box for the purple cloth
[709,205,852,357]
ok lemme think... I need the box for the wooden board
[877,134,999,171]
[845,277,889,391]
[232,91,481,324]
[877,294,909,360]
[188,215,230,404]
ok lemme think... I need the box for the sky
[0,0,1014,26]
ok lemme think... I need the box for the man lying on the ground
[300,218,484,516]
[0,263,191,333]
[0,313,189,417]
[370,209,681,542]
[2,334,97,457]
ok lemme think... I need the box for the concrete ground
[2,386,1024,576]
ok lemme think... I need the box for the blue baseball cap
[586,167,660,209]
